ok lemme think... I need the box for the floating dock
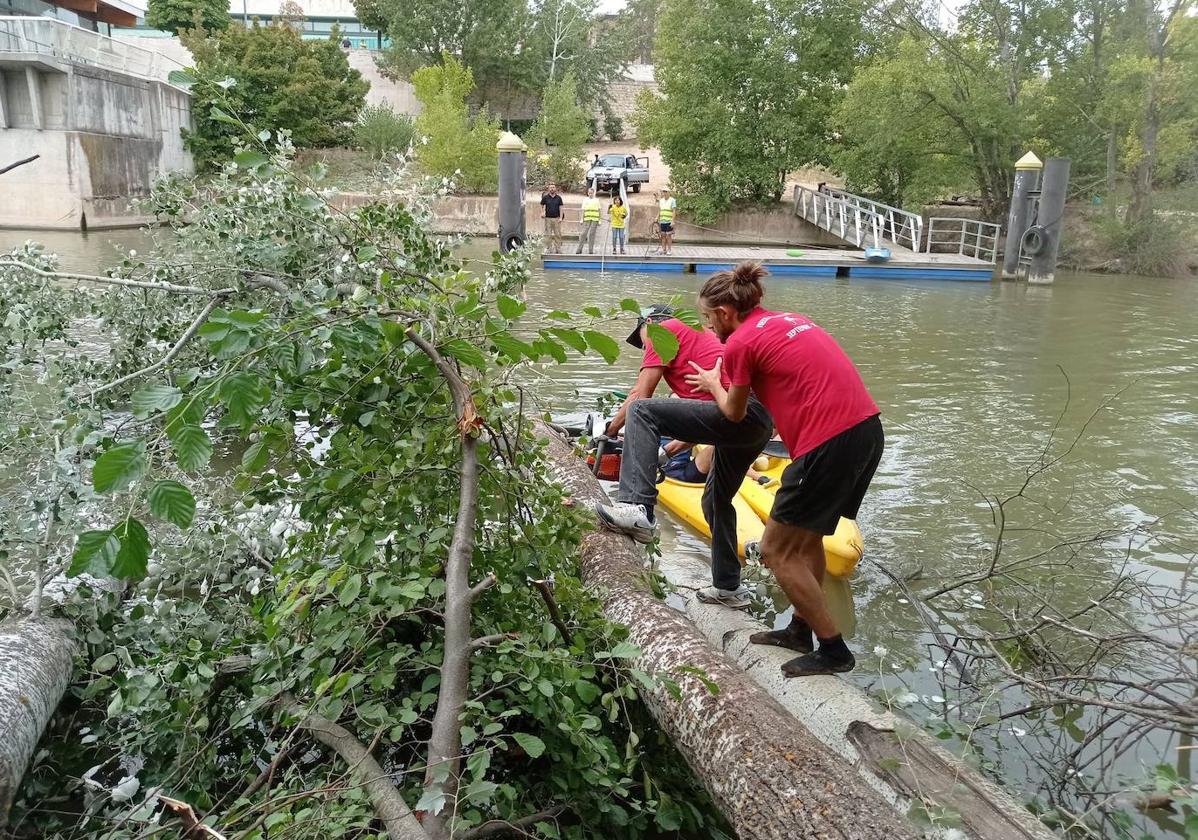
[542,244,997,282]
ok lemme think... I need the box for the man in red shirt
[596,305,772,608]
[685,262,884,676]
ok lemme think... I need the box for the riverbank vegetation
[0,139,734,837]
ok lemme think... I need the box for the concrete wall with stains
[0,64,192,229]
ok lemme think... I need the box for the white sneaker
[594,501,658,544]
[696,584,753,609]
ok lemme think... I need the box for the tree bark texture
[0,617,76,826]
[538,425,918,840]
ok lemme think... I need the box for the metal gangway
[793,185,1002,263]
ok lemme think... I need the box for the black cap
[626,304,674,348]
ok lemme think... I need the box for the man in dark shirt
[540,183,565,252]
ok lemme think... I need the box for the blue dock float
[541,244,997,283]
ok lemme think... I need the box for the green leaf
[234,149,268,169]
[68,530,120,577]
[512,732,545,759]
[242,440,269,473]
[537,338,567,364]
[537,678,554,697]
[219,372,269,428]
[92,653,119,673]
[210,107,239,126]
[547,327,587,353]
[497,294,526,319]
[575,680,600,703]
[415,787,447,815]
[583,306,603,318]
[131,383,182,418]
[356,245,379,262]
[608,641,641,659]
[583,330,620,364]
[167,69,196,88]
[443,339,487,370]
[620,297,641,313]
[673,307,703,329]
[111,518,151,579]
[339,573,362,607]
[147,480,196,529]
[645,322,680,365]
[380,320,407,348]
[93,442,147,494]
[545,309,572,321]
[171,424,213,473]
[492,332,536,361]
[198,320,230,341]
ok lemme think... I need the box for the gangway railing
[793,185,884,250]
[826,190,924,252]
[0,16,186,85]
[925,217,1002,263]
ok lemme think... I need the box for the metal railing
[0,16,186,85]
[827,189,924,252]
[793,185,884,250]
[925,217,1002,263]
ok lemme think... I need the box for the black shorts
[771,414,884,534]
[658,222,673,233]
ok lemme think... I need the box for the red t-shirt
[722,307,878,458]
[641,318,727,401]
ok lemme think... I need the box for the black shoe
[749,624,813,654]
[781,648,855,678]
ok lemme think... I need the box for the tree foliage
[179,22,368,171]
[357,0,626,117]
[526,72,591,189]
[354,103,417,159]
[0,129,729,837]
[146,0,229,35]
[412,53,502,192]
[634,0,866,223]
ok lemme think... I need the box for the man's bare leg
[751,518,854,675]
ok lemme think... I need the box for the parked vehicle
[585,153,650,193]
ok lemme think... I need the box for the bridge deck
[541,244,996,282]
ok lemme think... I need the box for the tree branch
[0,259,236,296]
[470,633,519,651]
[529,576,573,646]
[459,805,567,839]
[90,294,227,398]
[0,155,39,176]
[469,572,497,602]
[281,696,427,840]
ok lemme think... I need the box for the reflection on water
[5,228,1196,832]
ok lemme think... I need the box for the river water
[5,228,1197,834]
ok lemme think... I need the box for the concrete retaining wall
[331,191,841,247]
[0,63,192,229]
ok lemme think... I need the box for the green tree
[180,22,368,171]
[146,0,228,35]
[353,103,416,159]
[832,38,974,208]
[412,53,501,191]
[527,72,591,188]
[634,0,866,223]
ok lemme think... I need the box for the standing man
[657,187,677,255]
[595,307,773,609]
[685,261,883,677]
[540,183,564,253]
[577,188,602,254]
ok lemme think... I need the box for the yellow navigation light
[1015,151,1043,171]
[496,132,527,152]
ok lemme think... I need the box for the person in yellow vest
[657,187,677,255]
[576,188,602,255]
[608,195,628,255]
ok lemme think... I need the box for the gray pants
[576,221,598,253]
[619,397,772,590]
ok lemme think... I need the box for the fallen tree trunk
[539,425,917,840]
[0,617,77,826]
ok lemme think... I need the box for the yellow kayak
[657,452,864,577]
[656,476,764,560]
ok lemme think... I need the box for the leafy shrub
[353,104,416,159]
[411,53,500,192]
[604,114,625,141]
[1092,213,1194,277]
[179,22,368,172]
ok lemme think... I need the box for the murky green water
[6,228,1196,833]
